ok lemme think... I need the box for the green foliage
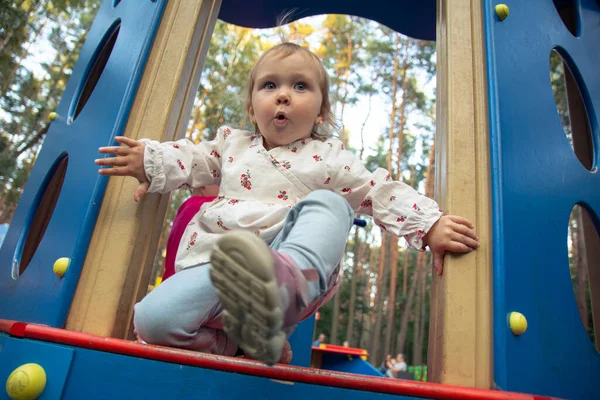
[0,0,100,222]
[191,21,263,141]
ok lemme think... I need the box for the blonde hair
[245,43,335,140]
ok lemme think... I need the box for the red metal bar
[0,319,15,333]
[312,344,368,357]
[0,319,559,400]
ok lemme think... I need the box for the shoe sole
[209,231,285,365]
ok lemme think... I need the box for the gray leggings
[133,189,354,350]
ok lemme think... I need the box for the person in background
[394,353,408,373]
[313,333,326,347]
[386,358,397,378]
[379,354,392,375]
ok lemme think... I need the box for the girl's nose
[276,90,290,105]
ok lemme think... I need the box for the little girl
[96,43,479,365]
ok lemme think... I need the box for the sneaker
[209,230,307,365]
[242,340,293,364]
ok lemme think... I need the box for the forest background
[1,0,594,371]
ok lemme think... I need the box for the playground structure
[0,0,599,399]
[310,343,385,377]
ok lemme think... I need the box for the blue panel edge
[482,0,507,390]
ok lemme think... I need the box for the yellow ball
[509,312,527,335]
[495,4,509,21]
[48,112,57,121]
[5,363,47,400]
[53,257,70,278]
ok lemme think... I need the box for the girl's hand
[423,215,479,276]
[95,136,150,202]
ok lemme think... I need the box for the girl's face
[249,52,323,150]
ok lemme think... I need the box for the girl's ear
[315,116,324,126]
[248,106,256,124]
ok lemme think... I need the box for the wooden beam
[66,0,221,339]
[427,0,493,388]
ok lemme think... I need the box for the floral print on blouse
[140,126,442,272]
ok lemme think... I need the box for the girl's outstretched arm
[423,215,479,275]
[96,126,229,201]
[96,136,150,202]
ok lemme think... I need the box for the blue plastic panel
[218,0,436,41]
[287,315,315,367]
[484,0,600,398]
[0,334,424,400]
[0,0,167,327]
[0,335,74,400]
[321,352,384,377]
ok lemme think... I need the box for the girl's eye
[294,82,307,91]
[264,82,276,90]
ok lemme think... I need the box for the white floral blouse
[141,126,442,272]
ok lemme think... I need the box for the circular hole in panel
[553,0,580,37]
[68,19,121,124]
[567,205,597,348]
[12,154,68,279]
[549,49,595,171]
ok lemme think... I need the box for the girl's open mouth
[274,114,288,125]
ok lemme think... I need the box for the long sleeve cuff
[139,139,166,193]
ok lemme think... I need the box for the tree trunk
[330,264,342,345]
[360,241,377,350]
[330,293,341,345]
[354,240,367,347]
[384,235,398,356]
[412,270,422,365]
[402,169,416,296]
[395,41,411,177]
[346,227,361,346]
[415,264,428,367]
[339,31,353,148]
[377,33,401,361]
[359,90,373,161]
[386,34,400,174]
[396,250,424,353]
[370,234,388,365]
[402,249,409,296]
[396,145,435,353]
[415,143,436,365]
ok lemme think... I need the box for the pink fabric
[163,196,216,281]
[271,250,341,326]
[300,266,341,321]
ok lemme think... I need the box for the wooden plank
[427,0,493,388]
[65,0,222,339]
